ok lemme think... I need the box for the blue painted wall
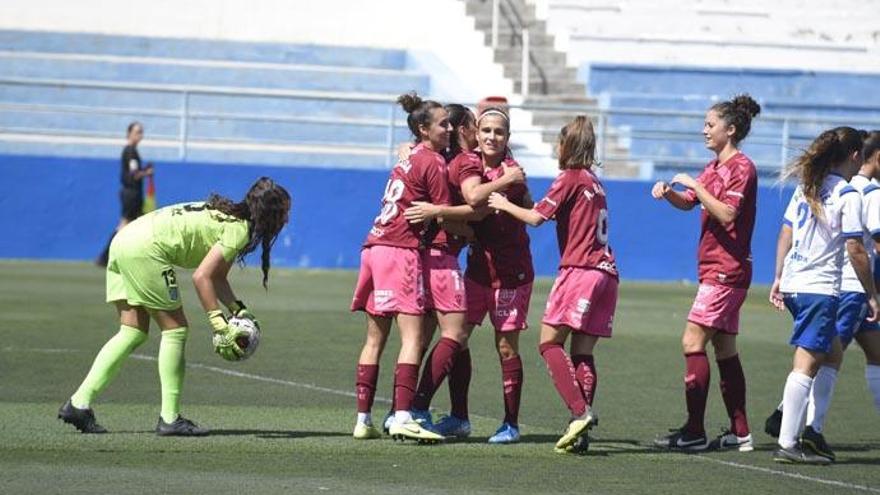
[0,154,793,284]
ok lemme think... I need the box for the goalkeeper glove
[227,300,260,330]
[207,309,246,361]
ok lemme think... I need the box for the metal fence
[2,76,880,177]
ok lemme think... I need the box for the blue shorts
[837,292,880,346]
[783,293,838,353]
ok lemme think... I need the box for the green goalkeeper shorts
[106,217,182,311]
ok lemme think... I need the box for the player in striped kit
[769,127,880,464]
[765,129,880,462]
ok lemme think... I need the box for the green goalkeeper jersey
[150,202,250,268]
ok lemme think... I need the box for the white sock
[867,364,880,413]
[394,410,412,423]
[779,371,813,450]
[357,412,372,426]
[806,366,838,433]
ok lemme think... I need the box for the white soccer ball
[227,316,261,361]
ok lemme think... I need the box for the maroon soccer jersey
[365,143,451,249]
[467,156,535,288]
[681,152,757,288]
[534,169,618,277]
[438,151,483,255]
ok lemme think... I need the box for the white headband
[478,109,509,124]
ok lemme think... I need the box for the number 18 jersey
[534,169,618,277]
[365,143,451,249]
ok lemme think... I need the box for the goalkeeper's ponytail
[206,177,291,289]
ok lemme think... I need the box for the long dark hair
[710,94,761,145]
[783,126,862,220]
[205,177,291,288]
[444,103,474,161]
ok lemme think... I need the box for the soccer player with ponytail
[651,95,761,452]
[768,127,879,464]
[59,177,290,436]
[350,92,450,443]
[489,115,615,453]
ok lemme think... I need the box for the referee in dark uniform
[96,122,153,266]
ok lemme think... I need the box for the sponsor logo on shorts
[498,289,517,306]
[168,287,179,302]
[374,289,394,307]
[495,308,518,318]
[577,298,591,314]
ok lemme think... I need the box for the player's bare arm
[192,245,236,313]
[488,192,543,227]
[671,173,736,224]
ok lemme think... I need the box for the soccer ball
[225,316,261,361]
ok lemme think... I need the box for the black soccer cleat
[155,416,210,437]
[764,408,782,438]
[58,399,108,434]
[801,426,836,462]
[653,425,709,451]
[773,444,832,465]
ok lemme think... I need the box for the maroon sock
[539,342,587,418]
[572,354,597,407]
[448,348,472,420]
[412,337,461,410]
[501,355,523,426]
[356,364,379,413]
[684,352,710,435]
[393,363,420,412]
[717,354,750,436]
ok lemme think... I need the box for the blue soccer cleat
[411,409,434,429]
[433,414,472,438]
[488,422,520,444]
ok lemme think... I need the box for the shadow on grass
[210,429,352,439]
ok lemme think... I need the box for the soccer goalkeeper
[59,177,290,436]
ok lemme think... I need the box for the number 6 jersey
[365,143,451,249]
[534,169,618,278]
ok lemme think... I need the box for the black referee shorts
[120,188,143,221]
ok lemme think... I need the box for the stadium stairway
[0,30,429,168]
[461,0,640,178]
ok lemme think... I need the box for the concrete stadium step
[0,51,429,95]
[0,30,407,71]
[462,0,635,177]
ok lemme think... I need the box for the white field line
[8,347,880,493]
[692,456,880,494]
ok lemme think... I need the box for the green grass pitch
[1,260,878,494]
